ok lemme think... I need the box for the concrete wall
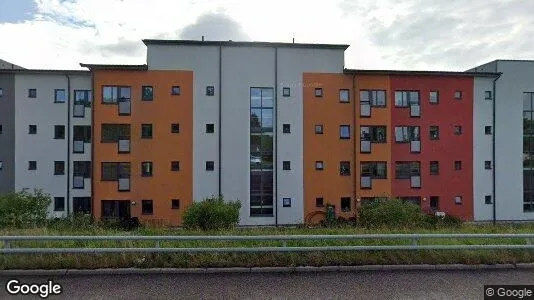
[473,77,495,221]
[0,73,15,194]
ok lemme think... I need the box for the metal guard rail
[1,234,534,254]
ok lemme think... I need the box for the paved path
[1,269,533,299]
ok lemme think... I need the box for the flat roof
[142,39,350,50]
[0,69,89,75]
[344,69,500,77]
[80,64,148,71]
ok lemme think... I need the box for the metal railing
[1,234,534,254]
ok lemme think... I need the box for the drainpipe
[218,46,222,198]
[65,73,71,216]
[492,72,501,225]
[352,72,357,217]
[274,47,278,227]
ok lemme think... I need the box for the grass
[1,224,534,270]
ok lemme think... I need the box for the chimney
[202,35,205,41]
[292,37,295,43]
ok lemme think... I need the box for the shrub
[358,198,425,228]
[182,196,241,230]
[0,189,51,228]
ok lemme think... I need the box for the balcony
[73,140,84,153]
[361,176,372,189]
[73,104,85,117]
[73,176,84,189]
[118,177,130,191]
[410,175,421,188]
[410,140,421,153]
[410,104,420,117]
[118,100,131,115]
[118,139,130,153]
[360,140,371,153]
[360,103,371,117]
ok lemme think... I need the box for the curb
[0,264,529,276]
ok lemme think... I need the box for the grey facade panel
[0,74,15,193]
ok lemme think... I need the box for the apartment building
[0,69,92,217]
[0,39,533,225]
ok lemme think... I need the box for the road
[1,269,533,299]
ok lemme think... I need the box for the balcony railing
[410,175,421,188]
[73,104,85,117]
[410,105,420,117]
[360,140,371,153]
[410,140,421,153]
[361,176,372,189]
[73,140,84,153]
[118,178,130,191]
[118,139,130,153]
[118,100,131,115]
[360,103,371,117]
[73,176,84,189]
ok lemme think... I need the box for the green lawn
[1,224,534,269]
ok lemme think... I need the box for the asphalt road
[1,269,533,299]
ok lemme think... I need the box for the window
[142,200,153,215]
[315,125,324,134]
[206,124,215,133]
[206,86,215,96]
[282,87,290,97]
[485,195,492,204]
[54,125,65,139]
[73,161,91,178]
[74,90,91,107]
[171,123,180,133]
[102,86,130,104]
[73,126,91,143]
[455,196,463,205]
[340,161,351,176]
[430,196,439,211]
[142,86,153,101]
[28,161,37,170]
[172,199,180,209]
[101,162,130,181]
[282,124,291,134]
[0,125,2,134]
[28,89,36,98]
[395,161,420,179]
[54,89,66,103]
[430,161,439,175]
[315,161,324,171]
[360,90,386,107]
[454,126,462,135]
[360,126,386,143]
[141,162,153,177]
[54,161,65,175]
[73,197,91,214]
[360,162,387,179]
[171,161,180,171]
[101,124,130,142]
[171,86,181,95]
[395,91,419,107]
[0,88,3,97]
[28,125,37,134]
[54,197,65,211]
[339,89,350,103]
[395,126,420,143]
[316,197,324,207]
[341,197,351,212]
[283,198,291,208]
[454,91,463,100]
[315,88,323,97]
[523,93,534,212]
[0,161,2,171]
[485,91,492,100]
[340,125,350,139]
[283,161,291,171]
[455,161,462,170]
[141,124,153,139]
[430,91,439,104]
[206,161,215,171]
[485,160,492,170]
[429,126,439,140]
[485,126,492,135]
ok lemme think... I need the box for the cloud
[179,12,250,41]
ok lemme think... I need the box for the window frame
[171,161,180,172]
[142,200,153,215]
[360,126,387,143]
[171,86,181,96]
[360,90,386,107]
[394,126,420,143]
[282,123,291,134]
[206,161,215,171]
[54,161,65,175]
[206,86,215,96]
[455,196,463,205]
[485,160,492,170]
[430,161,439,175]
[282,197,292,208]
[315,161,324,171]
[485,91,492,100]
[206,123,215,133]
[339,89,350,103]
[340,197,351,212]
[314,88,323,97]
[28,125,37,134]
[74,90,91,107]
[360,161,387,179]
[429,126,440,140]
[54,89,66,103]
[282,161,291,171]
[141,124,153,139]
[455,160,463,171]
[171,123,180,133]
[141,161,153,177]
[485,126,492,135]
[102,85,130,104]
[485,195,492,204]
[171,199,180,209]
[282,87,290,97]
[454,91,463,100]
[54,125,65,139]
[429,91,439,104]
[340,161,351,176]
[395,90,420,108]
[142,86,154,101]
[101,124,130,143]
[315,197,324,208]
[339,125,351,140]
[454,125,463,135]
[395,161,420,179]
[54,197,65,211]
[315,124,324,134]
[28,161,37,171]
[28,89,36,98]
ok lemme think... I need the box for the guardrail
[1,234,534,254]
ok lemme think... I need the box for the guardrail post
[3,240,9,249]
[156,241,160,248]
[412,238,418,246]
[526,238,532,245]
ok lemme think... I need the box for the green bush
[0,189,51,228]
[46,213,96,230]
[358,198,426,228]
[182,196,241,230]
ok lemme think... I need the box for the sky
[0,0,532,70]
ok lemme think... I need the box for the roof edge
[142,39,350,50]
[80,64,148,71]
[0,69,89,75]
[344,68,500,77]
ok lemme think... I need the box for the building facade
[0,40,533,225]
